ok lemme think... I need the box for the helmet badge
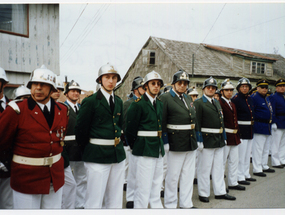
[180,72,188,80]
[209,78,214,83]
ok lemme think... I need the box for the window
[251,62,265,74]
[149,51,155,65]
[0,4,28,37]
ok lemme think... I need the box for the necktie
[0,101,4,113]
[211,99,218,110]
[229,101,233,109]
[43,105,52,128]
[153,100,156,111]
[74,105,78,114]
[109,95,114,113]
[180,95,184,102]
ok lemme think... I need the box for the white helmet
[221,78,235,90]
[0,66,9,83]
[56,76,64,91]
[188,87,199,96]
[26,65,57,91]
[96,63,121,83]
[12,85,31,100]
[143,70,164,87]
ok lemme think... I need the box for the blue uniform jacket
[250,92,273,135]
[231,92,254,139]
[269,92,285,129]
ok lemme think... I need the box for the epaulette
[232,94,238,99]
[135,97,141,102]
[251,92,257,97]
[157,97,161,101]
[8,99,23,114]
[86,93,93,98]
[58,101,70,116]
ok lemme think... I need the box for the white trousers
[164,150,196,208]
[13,184,63,209]
[70,161,87,208]
[198,147,226,197]
[271,128,285,166]
[61,166,76,209]
[223,145,239,186]
[134,155,164,209]
[0,177,13,209]
[237,139,253,181]
[84,161,125,209]
[162,144,169,190]
[252,134,271,173]
[123,146,130,184]
[126,151,137,202]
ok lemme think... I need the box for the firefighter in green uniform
[125,70,165,208]
[75,63,126,209]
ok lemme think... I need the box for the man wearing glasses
[125,70,165,208]
[251,79,275,177]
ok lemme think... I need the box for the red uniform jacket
[0,97,68,194]
[219,97,241,146]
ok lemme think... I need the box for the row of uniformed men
[1,63,285,209]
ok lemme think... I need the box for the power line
[60,3,88,48]
[61,4,110,63]
[194,3,227,54]
[205,15,285,42]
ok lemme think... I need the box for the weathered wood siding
[0,4,59,85]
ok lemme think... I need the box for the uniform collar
[36,99,51,112]
[100,87,114,105]
[145,91,156,104]
[66,99,79,112]
[203,94,214,103]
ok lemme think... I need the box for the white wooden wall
[0,4,59,85]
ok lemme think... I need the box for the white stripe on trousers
[164,150,196,208]
[134,155,164,208]
[0,177,13,209]
[237,139,253,181]
[271,128,285,166]
[223,145,239,186]
[126,152,137,202]
[197,147,226,197]
[84,161,125,209]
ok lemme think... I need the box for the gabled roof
[118,36,284,89]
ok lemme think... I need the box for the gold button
[113,116,115,118]
[115,130,117,133]
[159,125,161,127]
[50,131,52,134]
[50,141,53,144]
[114,123,116,125]
[158,120,160,122]
[191,134,193,137]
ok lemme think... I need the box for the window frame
[251,61,266,74]
[149,51,156,65]
[0,4,29,38]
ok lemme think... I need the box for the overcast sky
[58,1,285,92]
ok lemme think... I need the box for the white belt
[225,128,238,134]
[13,154,61,167]
[237,121,253,125]
[90,138,120,146]
[167,124,195,130]
[201,127,223,134]
[137,131,162,137]
[64,135,75,141]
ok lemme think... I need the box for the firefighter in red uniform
[0,65,69,209]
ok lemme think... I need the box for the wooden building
[115,36,285,101]
[0,4,59,98]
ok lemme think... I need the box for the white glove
[164,144,170,153]
[0,162,8,172]
[225,140,227,145]
[272,123,277,131]
[197,142,204,151]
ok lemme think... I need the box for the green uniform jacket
[75,89,126,164]
[193,95,226,148]
[123,96,136,131]
[125,93,165,158]
[160,89,198,151]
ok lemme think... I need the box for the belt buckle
[158,131,162,138]
[269,120,272,124]
[219,127,223,133]
[114,137,120,147]
[191,124,195,130]
[251,121,254,125]
[44,157,53,167]
[233,129,238,134]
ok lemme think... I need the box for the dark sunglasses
[260,86,268,89]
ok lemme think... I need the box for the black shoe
[238,180,250,185]
[215,194,236,201]
[193,178,198,184]
[160,190,164,198]
[228,185,246,191]
[263,168,275,173]
[226,188,229,193]
[199,196,209,203]
[246,177,256,182]
[123,183,127,191]
[126,201,134,208]
[272,165,284,169]
[253,172,266,177]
